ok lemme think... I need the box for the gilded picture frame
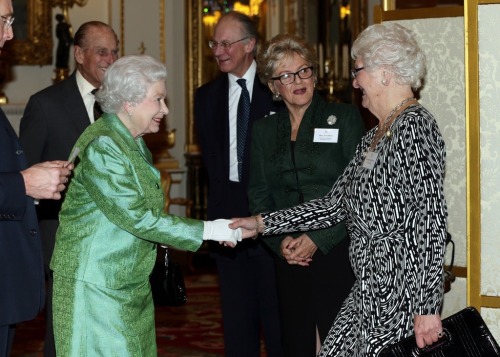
[4,0,52,65]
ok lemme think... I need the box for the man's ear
[245,37,257,54]
[74,46,84,65]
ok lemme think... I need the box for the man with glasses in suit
[194,11,283,357]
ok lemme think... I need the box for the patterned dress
[261,104,448,356]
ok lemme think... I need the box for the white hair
[95,55,167,113]
[351,22,426,90]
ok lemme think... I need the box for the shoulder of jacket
[197,74,227,92]
[31,75,76,101]
[75,125,119,153]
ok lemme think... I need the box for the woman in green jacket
[249,34,365,356]
[50,55,240,356]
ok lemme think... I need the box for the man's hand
[21,161,73,200]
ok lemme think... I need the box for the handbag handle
[444,232,455,293]
[164,246,170,277]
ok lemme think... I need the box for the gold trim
[120,0,125,56]
[383,0,396,11]
[467,0,500,313]
[481,296,500,308]
[376,5,463,22]
[185,0,202,154]
[159,0,165,63]
[108,0,112,27]
[5,0,52,65]
[465,0,482,310]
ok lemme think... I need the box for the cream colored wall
[394,16,468,318]
[478,3,500,341]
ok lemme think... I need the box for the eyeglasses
[351,67,365,79]
[208,37,249,50]
[1,15,14,29]
[271,66,314,85]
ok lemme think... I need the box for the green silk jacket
[51,113,203,289]
[248,93,365,256]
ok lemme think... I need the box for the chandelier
[202,0,264,26]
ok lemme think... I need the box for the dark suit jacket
[248,93,365,255]
[0,110,45,326]
[19,72,90,220]
[194,72,282,255]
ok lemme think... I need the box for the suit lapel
[62,74,92,134]
[215,76,231,176]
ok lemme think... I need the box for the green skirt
[53,274,157,356]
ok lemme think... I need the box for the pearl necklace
[369,96,416,151]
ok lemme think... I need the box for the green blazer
[51,113,203,289]
[249,93,365,255]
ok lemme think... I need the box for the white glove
[203,219,242,245]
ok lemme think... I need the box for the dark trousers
[214,242,283,357]
[275,237,354,357]
[0,324,15,357]
[38,220,58,357]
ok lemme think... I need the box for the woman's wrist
[254,215,264,234]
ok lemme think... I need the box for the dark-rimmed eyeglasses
[208,37,249,50]
[1,15,14,29]
[351,67,364,79]
[271,66,314,85]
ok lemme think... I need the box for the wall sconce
[50,0,88,22]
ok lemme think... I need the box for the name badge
[313,128,338,143]
[362,151,378,170]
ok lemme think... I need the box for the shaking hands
[203,219,243,247]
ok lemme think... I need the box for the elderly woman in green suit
[249,34,365,356]
[50,55,240,356]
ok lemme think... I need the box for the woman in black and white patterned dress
[232,22,448,356]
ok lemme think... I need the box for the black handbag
[380,306,500,356]
[150,246,187,306]
[162,247,187,306]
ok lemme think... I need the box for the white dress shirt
[228,60,256,182]
[76,70,99,123]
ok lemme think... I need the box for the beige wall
[478,3,500,340]
[394,15,468,319]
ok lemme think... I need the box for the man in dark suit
[18,21,118,357]
[0,3,73,356]
[194,11,283,357]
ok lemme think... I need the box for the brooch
[327,115,337,125]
